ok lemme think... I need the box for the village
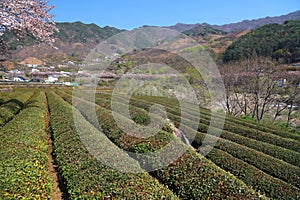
[0,56,118,86]
[0,57,79,86]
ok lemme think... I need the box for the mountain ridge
[163,10,300,32]
[5,21,124,62]
[2,10,300,66]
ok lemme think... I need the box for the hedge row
[102,93,300,168]
[0,90,19,103]
[90,93,300,192]
[198,109,300,141]
[113,95,300,197]
[162,110,300,182]
[59,91,264,199]
[47,91,179,199]
[190,127,300,189]
[56,90,151,127]
[196,120,300,168]
[120,95,300,167]
[0,90,34,127]
[137,96,300,152]
[206,148,300,199]
[0,91,52,199]
[54,87,300,136]
[197,105,300,141]
[199,116,300,153]
[135,95,300,141]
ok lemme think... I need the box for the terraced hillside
[0,88,299,199]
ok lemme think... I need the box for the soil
[45,93,64,200]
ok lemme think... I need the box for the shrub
[96,93,300,196]
[0,90,33,127]
[60,91,264,199]
[183,123,300,188]
[206,148,300,199]
[136,95,300,141]
[127,95,300,167]
[47,91,178,199]
[0,91,52,199]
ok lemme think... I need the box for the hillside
[183,24,227,36]
[55,22,122,44]
[222,20,300,63]
[162,23,199,32]
[3,22,124,64]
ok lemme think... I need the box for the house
[45,76,58,83]
[13,76,26,82]
[275,79,287,87]
[63,82,78,87]
[31,68,40,73]
[67,61,75,66]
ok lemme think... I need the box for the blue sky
[49,0,300,30]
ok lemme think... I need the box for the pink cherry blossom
[0,0,58,45]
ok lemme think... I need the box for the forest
[222,20,300,63]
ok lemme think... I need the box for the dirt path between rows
[45,93,65,200]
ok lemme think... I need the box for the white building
[13,76,26,82]
[45,76,58,83]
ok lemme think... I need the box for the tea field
[0,88,299,199]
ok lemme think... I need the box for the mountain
[55,21,122,44]
[213,10,300,32]
[183,23,227,36]
[222,20,300,63]
[4,22,124,63]
[164,10,300,32]
[3,10,300,66]
[162,23,200,32]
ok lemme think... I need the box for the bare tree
[250,68,277,122]
[269,72,300,126]
[231,72,253,117]
[221,62,248,117]
[222,59,279,122]
[222,73,240,116]
[285,81,300,127]
[0,0,57,55]
[272,94,289,122]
